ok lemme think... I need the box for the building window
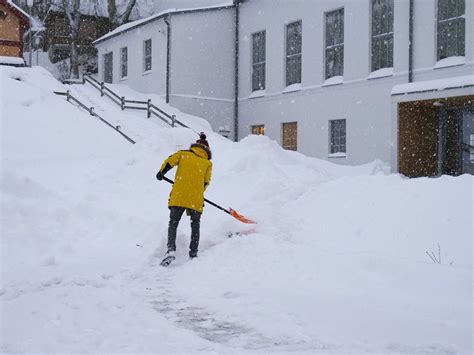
[470,134,474,161]
[120,47,128,79]
[286,20,302,86]
[143,39,152,72]
[282,122,298,151]
[325,8,344,79]
[437,0,465,60]
[329,119,346,155]
[103,52,113,84]
[371,0,394,71]
[251,125,265,135]
[252,31,266,92]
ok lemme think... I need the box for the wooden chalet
[43,8,110,64]
[0,0,29,59]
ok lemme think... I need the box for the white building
[94,0,474,177]
[94,3,236,136]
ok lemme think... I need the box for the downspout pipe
[408,0,414,82]
[233,0,240,142]
[164,15,171,103]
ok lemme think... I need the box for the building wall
[168,9,235,135]
[96,8,235,135]
[96,18,168,95]
[94,0,473,172]
[237,0,473,168]
[0,4,20,41]
[412,0,474,82]
[0,3,22,57]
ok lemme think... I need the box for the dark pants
[167,206,201,256]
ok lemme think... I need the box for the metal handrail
[104,85,121,101]
[83,75,101,90]
[81,73,190,130]
[54,90,136,144]
[83,74,100,85]
[125,99,148,105]
[150,102,173,120]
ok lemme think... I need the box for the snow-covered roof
[94,1,235,45]
[0,55,25,66]
[391,75,474,96]
[6,0,30,19]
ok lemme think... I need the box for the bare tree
[60,0,81,78]
[11,0,52,19]
[107,0,117,26]
[107,0,137,29]
[21,0,141,78]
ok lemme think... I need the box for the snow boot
[160,250,176,267]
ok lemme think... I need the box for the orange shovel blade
[229,208,257,224]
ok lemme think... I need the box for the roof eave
[93,4,235,46]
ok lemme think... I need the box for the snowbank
[1,67,472,354]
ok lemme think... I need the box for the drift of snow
[1,66,472,354]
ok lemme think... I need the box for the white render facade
[95,0,474,176]
[238,0,473,170]
[94,4,235,136]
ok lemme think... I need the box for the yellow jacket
[159,144,212,213]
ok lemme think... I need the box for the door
[282,122,298,151]
[103,52,113,83]
[437,108,462,176]
[462,109,474,175]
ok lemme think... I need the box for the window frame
[251,30,266,92]
[120,46,128,79]
[143,38,152,73]
[285,20,302,87]
[282,121,298,151]
[103,51,113,84]
[251,124,265,135]
[436,0,465,61]
[370,0,394,72]
[329,119,347,155]
[324,8,345,80]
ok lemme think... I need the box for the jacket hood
[190,143,212,160]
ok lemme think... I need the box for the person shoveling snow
[156,133,213,266]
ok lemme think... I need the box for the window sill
[368,67,393,80]
[434,56,465,70]
[328,152,347,158]
[142,70,153,76]
[249,89,266,99]
[282,83,302,93]
[322,76,344,87]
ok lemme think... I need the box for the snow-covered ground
[1,66,472,354]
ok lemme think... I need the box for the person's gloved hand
[156,172,164,180]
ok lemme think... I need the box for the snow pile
[1,66,472,354]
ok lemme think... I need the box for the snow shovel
[161,176,257,224]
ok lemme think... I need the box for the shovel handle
[161,176,231,215]
[160,176,256,224]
